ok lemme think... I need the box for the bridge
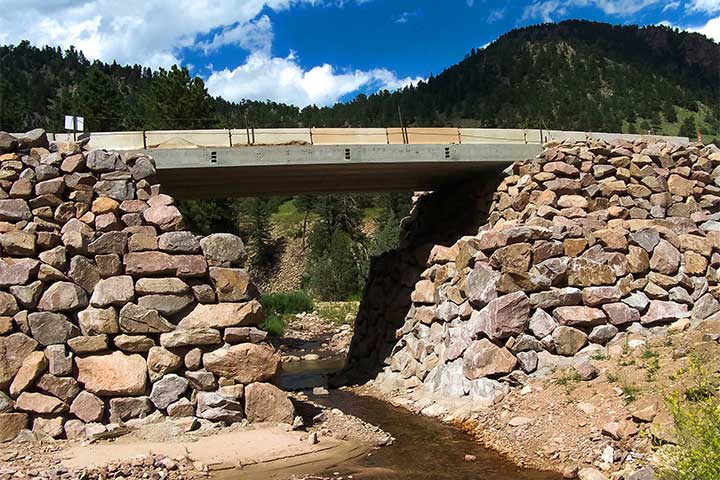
[43,128,688,197]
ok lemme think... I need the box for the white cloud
[487,7,507,22]
[0,0,314,68]
[206,51,424,107]
[658,15,720,41]
[687,0,720,14]
[689,15,720,41]
[662,1,680,11]
[523,0,662,21]
[196,15,274,55]
[394,11,419,24]
[0,0,422,107]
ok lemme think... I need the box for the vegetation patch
[659,357,720,480]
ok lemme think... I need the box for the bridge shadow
[336,169,506,386]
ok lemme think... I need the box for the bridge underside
[150,144,541,197]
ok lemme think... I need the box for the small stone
[650,240,681,275]
[574,362,599,381]
[147,346,182,381]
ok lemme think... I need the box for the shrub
[659,357,720,480]
[260,291,314,316]
[259,313,286,337]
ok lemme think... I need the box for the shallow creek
[278,360,561,480]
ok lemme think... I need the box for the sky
[0,0,717,108]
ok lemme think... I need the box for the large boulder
[149,374,188,410]
[38,282,88,312]
[199,233,246,265]
[0,413,27,442]
[244,383,295,424]
[203,344,280,384]
[75,351,147,396]
[178,301,264,329]
[90,276,135,307]
[28,312,79,345]
[468,291,530,340]
[196,391,244,423]
[462,339,517,379]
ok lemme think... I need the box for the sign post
[64,115,84,141]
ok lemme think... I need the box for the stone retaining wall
[0,130,294,443]
[351,137,720,404]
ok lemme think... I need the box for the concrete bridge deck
[37,128,688,197]
[148,143,541,197]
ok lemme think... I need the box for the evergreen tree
[679,115,697,139]
[74,63,125,131]
[143,66,214,130]
[664,103,678,123]
[248,199,275,269]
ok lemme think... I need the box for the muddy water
[281,361,561,480]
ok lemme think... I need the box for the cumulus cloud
[0,0,421,106]
[0,0,315,68]
[689,15,720,41]
[658,15,720,42]
[206,51,423,107]
[523,0,662,21]
[687,0,720,14]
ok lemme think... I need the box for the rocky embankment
[362,138,720,478]
[0,129,296,445]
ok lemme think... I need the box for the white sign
[63,115,85,131]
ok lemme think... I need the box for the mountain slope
[0,20,718,137]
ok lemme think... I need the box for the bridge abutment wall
[0,130,294,443]
[346,138,720,405]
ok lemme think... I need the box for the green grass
[258,291,314,337]
[658,357,720,480]
[621,381,640,402]
[260,313,286,337]
[270,199,318,236]
[260,291,314,316]
[623,103,718,143]
[316,301,359,325]
[556,371,581,386]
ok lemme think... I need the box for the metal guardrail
[35,128,689,151]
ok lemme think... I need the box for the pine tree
[679,115,697,139]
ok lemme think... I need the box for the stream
[279,360,561,480]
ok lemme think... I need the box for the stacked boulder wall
[348,138,720,404]
[0,130,292,442]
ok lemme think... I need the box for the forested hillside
[1,19,718,300]
[1,20,718,137]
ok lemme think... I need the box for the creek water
[279,360,561,480]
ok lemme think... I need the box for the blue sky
[0,0,718,107]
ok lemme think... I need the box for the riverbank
[0,394,387,480]
[361,316,720,478]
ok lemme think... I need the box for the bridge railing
[30,128,689,151]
